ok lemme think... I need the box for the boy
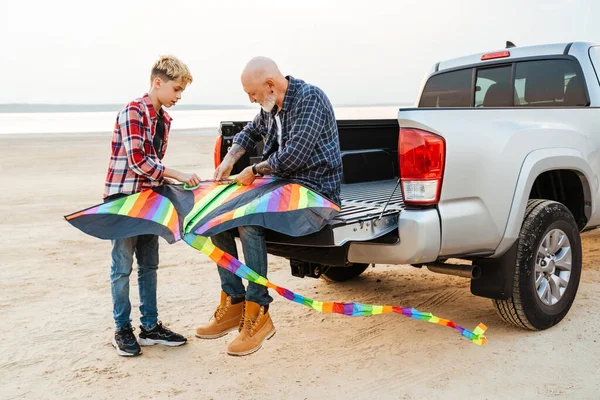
[105,55,200,356]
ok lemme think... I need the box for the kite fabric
[65,177,488,345]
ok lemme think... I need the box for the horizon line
[0,102,410,107]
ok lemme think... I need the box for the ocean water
[0,106,405,135]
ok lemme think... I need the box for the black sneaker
[138,321,187,347]
[112,326,142,357]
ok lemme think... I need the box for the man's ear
[152,77,162,89]
[265,78,275,89]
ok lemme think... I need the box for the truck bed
[266,179,404,247]
[219,118,403,263]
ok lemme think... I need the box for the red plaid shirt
[104,94,171,198]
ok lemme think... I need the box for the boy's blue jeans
[110,234,159,330]
[211,226,273,306]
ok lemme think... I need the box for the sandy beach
[1,131,599,400]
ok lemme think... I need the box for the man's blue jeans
[110,235,159,330]
[211,226,273,306]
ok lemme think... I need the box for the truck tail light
[213,135,223,169]
[399,128,445,206]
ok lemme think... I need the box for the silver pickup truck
[216,41,600,331]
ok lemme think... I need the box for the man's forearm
[223,143,246,165]
[254,160,274,175]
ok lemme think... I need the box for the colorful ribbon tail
[461,323,488,345]
[186,234,489,346]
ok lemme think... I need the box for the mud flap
[470,241,518,300]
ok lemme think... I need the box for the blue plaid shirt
[234,76,342,205]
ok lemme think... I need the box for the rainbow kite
[65,178,487,345]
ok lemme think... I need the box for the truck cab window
[515,60,587,107]
[475,66,512,107]
[419,68,472,108]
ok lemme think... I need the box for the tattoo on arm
[255,160,274,175]
[225,144,246,163]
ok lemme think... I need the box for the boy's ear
[152,76,162,89]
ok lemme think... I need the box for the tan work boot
[227,301,276,356]
[195,291,244,339]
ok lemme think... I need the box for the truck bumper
[347,209,441,265]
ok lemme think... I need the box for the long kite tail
[186,234,488,346]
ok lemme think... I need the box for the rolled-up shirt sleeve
[119,105,164,181]
[268,95,323,174]
[233,110,266,151]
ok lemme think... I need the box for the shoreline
[0,105,406,136]
[0,127,219,139]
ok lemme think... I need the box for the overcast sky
[2,0,598,106]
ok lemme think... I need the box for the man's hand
[214,143,246,181]
[214,160,234,181]
[234,166,257,186]
[177,172,201,186]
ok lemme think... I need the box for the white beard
[260,95,276,112]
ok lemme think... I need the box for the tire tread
[493,199,571,330]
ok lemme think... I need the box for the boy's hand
[214,160,234,181]
[178,172,201,186]
[234,166,256,186]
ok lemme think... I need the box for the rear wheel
[322,263,370,282]
[493,200,582,330]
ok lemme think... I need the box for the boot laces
[243,307,264,336]
[237,302,246,332]
[213,298,232,321]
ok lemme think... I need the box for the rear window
[418,68,472,107]
[420,58,587,108]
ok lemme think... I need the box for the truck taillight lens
[213,135,223,169]
[399,128,445,206]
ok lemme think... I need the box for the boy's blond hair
[151,55,193,85]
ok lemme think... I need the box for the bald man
[195,57,342,356]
